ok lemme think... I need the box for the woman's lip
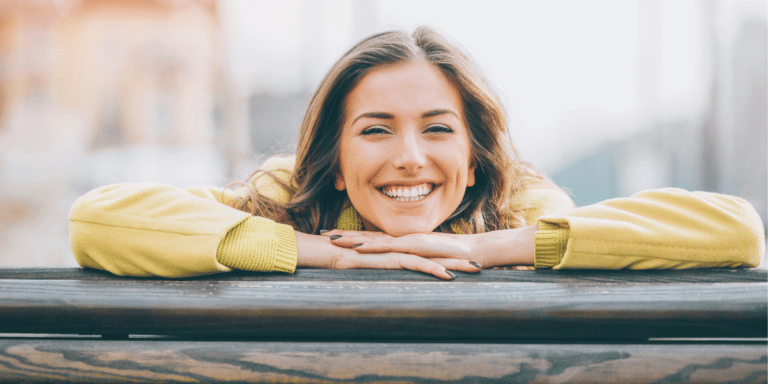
[378,183,435,196]
[378,183,437,201]
[376,182,436,189]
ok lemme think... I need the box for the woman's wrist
[476,224,537,268]
[295,231,339,269]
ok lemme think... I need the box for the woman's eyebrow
[422,109,459,118]
[351,109,459,125]
[352,112,393,125]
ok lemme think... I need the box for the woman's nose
[392,132,427,172]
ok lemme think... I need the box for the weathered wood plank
[0,277,764,339]
[0,338,764,383]
[0,267,765,284]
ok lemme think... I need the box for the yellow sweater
[68,156,765,277]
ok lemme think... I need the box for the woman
[69,27,765,279]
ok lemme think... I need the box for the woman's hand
[295,231,481,280]
[320,225,538,269]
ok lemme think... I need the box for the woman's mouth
[380,183,435,202]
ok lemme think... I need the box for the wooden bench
[0,268,765,383]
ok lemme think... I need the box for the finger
[326,231,393,247]
[394,255,458,280]
[319,229,343,236]
[352,234,472,259]
[336,251,456,280]
[430,258,482,273]
[320,229,386,238]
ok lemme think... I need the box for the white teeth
[381,184,434,202]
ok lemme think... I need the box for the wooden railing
[0,268,765,383]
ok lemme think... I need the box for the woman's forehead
[343,61,463,122]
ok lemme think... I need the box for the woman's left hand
[321,225,538,269]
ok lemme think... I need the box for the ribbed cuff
[272,221,298,273]
[216,217,297,273]
[534,221,570,269]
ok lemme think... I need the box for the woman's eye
[425,124,454,134]
[361,126,390,135]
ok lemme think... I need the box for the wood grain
[0,268,764,382]
[0,338,764,383]
[1,267,765,284]
[0,274,764,339]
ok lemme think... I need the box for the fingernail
[351,243,363,248]
[469,262,482,269]
[329,235,341,240]
[445,270,456,280]
[319,229,330,234]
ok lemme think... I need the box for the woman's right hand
[294,231,480,280]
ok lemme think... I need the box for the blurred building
[0,0,227,266]
[1,0,221,148]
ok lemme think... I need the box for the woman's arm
[535,188,765,269]
[69,183,293,277]
[70,183,479,278]
[326,189,765,270]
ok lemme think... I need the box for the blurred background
[0,0,765,267]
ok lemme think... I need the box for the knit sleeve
[216,216,297,273]
[534,221,570,269]
[69,182,299,277]
[213,155,298,273]
[534,188,765,269]
[69,183,247,277]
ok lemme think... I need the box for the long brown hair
[230,26,542,234]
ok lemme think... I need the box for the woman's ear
[335,174,346,191]
[466,162,476,187]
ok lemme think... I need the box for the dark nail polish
[319,229,330,234]
[329,235,341,240]
[445,270,456,279]
[351,243,363,248]
[469,262,482,269]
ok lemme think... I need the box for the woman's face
[336,60,475,236]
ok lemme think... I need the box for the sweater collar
[335,200,364,231]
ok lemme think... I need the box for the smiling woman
[336,61,475,237]
[68,27,765,279]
